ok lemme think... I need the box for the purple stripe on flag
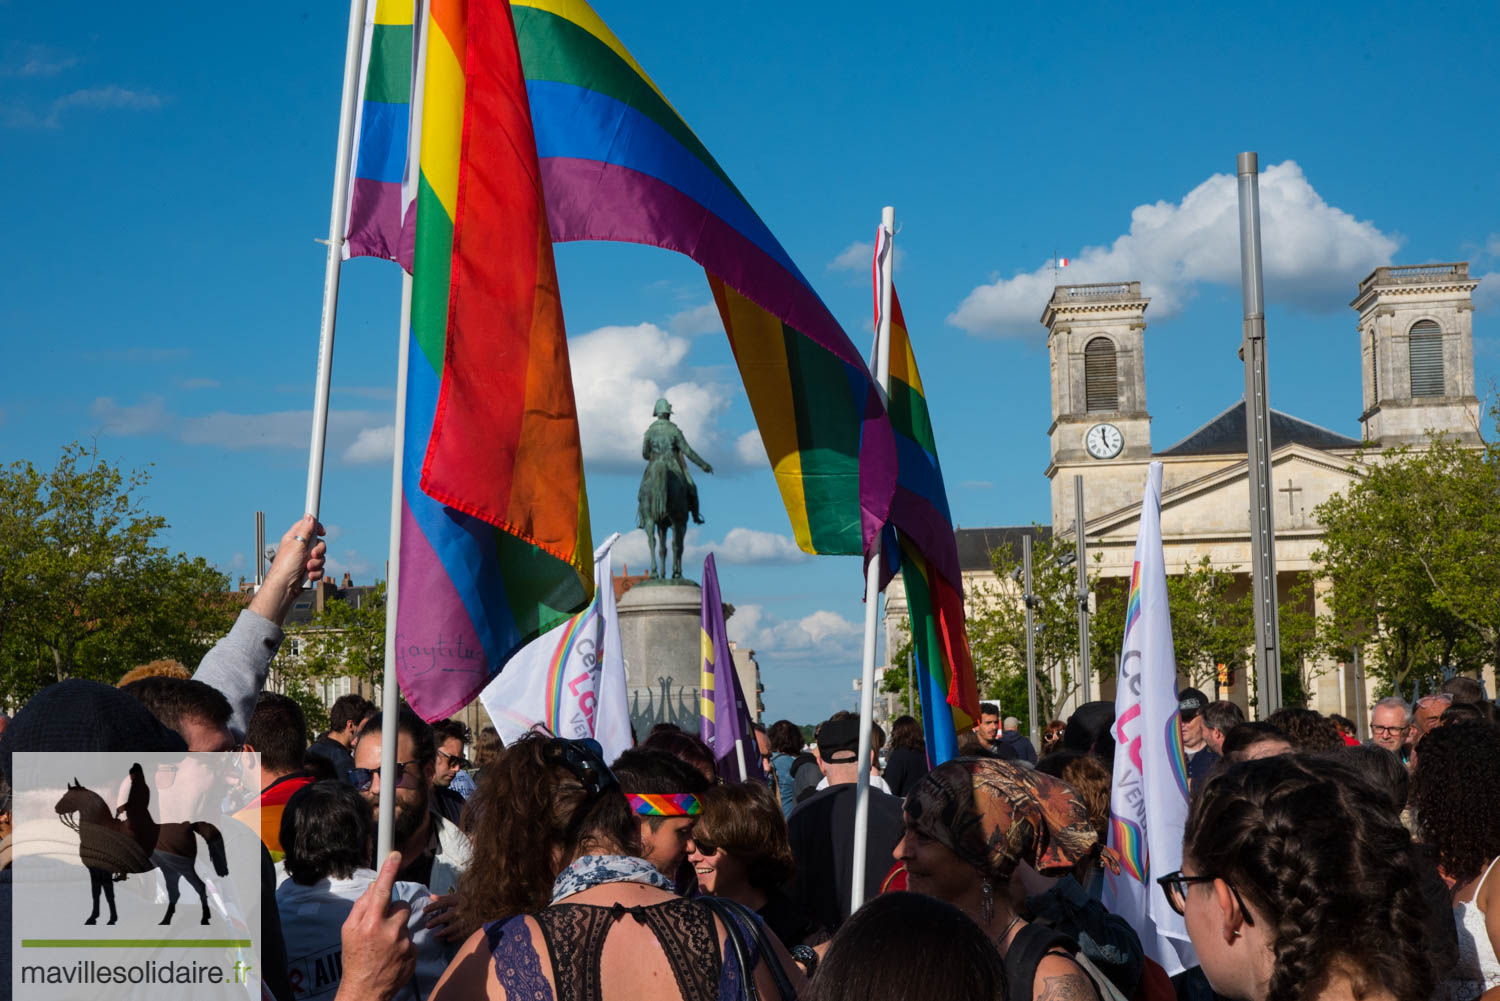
[395,497,490,721]
[346,177,414,269]
[539,157,864,372]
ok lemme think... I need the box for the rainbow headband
[627,793,702,817]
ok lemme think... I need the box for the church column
[1310,576,1346,717]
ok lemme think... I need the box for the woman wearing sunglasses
[688,781,828,973]
[416,733,804,1001]
[1162,754,1435,1001]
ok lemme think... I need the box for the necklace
[997,914,1022,945]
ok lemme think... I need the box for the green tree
[271,581,388,731]
[1164,557,1254,692]
[0,444,239,703]
[1313,431,1500,699]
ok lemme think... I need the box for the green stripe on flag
[782,325,861,553]
[365,23,413,104]
[889,378,937,455]
[410,174,453,374]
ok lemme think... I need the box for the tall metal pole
[303,0,370,520]
[1237,151,1282,715]
[1024,535,1040,749]
[851,206,895,916]
[907,648,914,717]
[1073,475,1091,702]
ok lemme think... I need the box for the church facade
[883,262,1483,729]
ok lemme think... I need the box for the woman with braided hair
[1166,753,1435,1001]
[1412,719,1500,1001]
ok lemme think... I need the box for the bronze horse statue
[636,398,712,579]
[54,764,229,926]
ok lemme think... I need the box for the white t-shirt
[276,869,448,1001]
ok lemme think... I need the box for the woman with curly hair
[1168,753,1435,1001]
[1413,719,1500,1000]
[343,733,806,1001]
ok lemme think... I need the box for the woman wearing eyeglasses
[415,734,804,1001]
[1163,754,1435,1001]
[687,781,828,974]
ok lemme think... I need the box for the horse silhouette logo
[53,762,230,926]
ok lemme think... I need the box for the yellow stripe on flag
[419,14,465,221]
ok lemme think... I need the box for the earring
[980,880,995,924]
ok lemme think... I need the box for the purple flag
[700,554,765,783]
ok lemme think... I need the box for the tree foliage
[0,445,240,704]
[1314,431,1500,699]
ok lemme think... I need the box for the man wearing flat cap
[785,713,904,934]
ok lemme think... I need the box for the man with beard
[352,707,472,946]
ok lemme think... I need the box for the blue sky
[4,1,1498,723]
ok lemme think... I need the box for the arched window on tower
[1408,320,1444,397]
[1084,337,1118,412]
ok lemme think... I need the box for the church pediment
[1086,444,1367,543]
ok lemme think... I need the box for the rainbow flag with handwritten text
[512,0,896,556]
[396,0,592,721]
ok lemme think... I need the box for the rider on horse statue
[636,398,713,579]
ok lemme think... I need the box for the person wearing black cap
[785,714,904,934]
[1177,687,1220,789]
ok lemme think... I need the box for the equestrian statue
[636,398,712,580]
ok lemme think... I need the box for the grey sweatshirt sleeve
[193,609,284,740]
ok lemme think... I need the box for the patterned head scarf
[904,757,1101,882]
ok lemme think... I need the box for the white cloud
[613,526,807,571]
[949,160,1401,337]
[229,552,247,571]
[343,425,394,465]
[325,549,377,583]
[828,240,904,274]
[323,524,345,543]
[90,396,389,459]
[38,86,162,128]
[3,44,79,78]
[569,322,751,473]
[1476,274,1500,312]
[734,430,765,469]
[669,302,722,337]
[728,603,863,659]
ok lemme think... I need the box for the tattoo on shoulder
[1036,973,1098,1001]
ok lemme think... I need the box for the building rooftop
[955,526,1052,572]
[1156,401,1362,457]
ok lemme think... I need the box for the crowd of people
[2,516,1500,1001]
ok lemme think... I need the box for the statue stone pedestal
[618,581,702,737]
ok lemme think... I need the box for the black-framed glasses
[1157,870,1255,925]
[1371,724,1408,736]
[437,748,471,770]
[349,761,421,792]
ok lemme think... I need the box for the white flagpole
[851,205,895,916]
[376,0,428,864]
[304,0,370,519]
[734,738,748,781]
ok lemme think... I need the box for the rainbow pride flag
[343,0,417,268]
[511,0,895,556]
[396,0,592,721]
[881,282,979,765]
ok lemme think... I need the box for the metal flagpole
[1237,151,1282,716]
[851,205,895,916]
[376,0,427,863]
[1073,475,1091,702]
[1024,535,1041,754]
[304,0,370,520]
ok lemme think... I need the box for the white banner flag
[1103,462,1197,975]
[479,533,631,763]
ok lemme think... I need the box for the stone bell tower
[1351,263,1481,447]
[1042,282,1153,527]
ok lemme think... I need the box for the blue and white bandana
[550,854,676,904]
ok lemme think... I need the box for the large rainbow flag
[511,0,895,556]
[396,0,593,721]
[343,0,417,268]
[875,231,978,764]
